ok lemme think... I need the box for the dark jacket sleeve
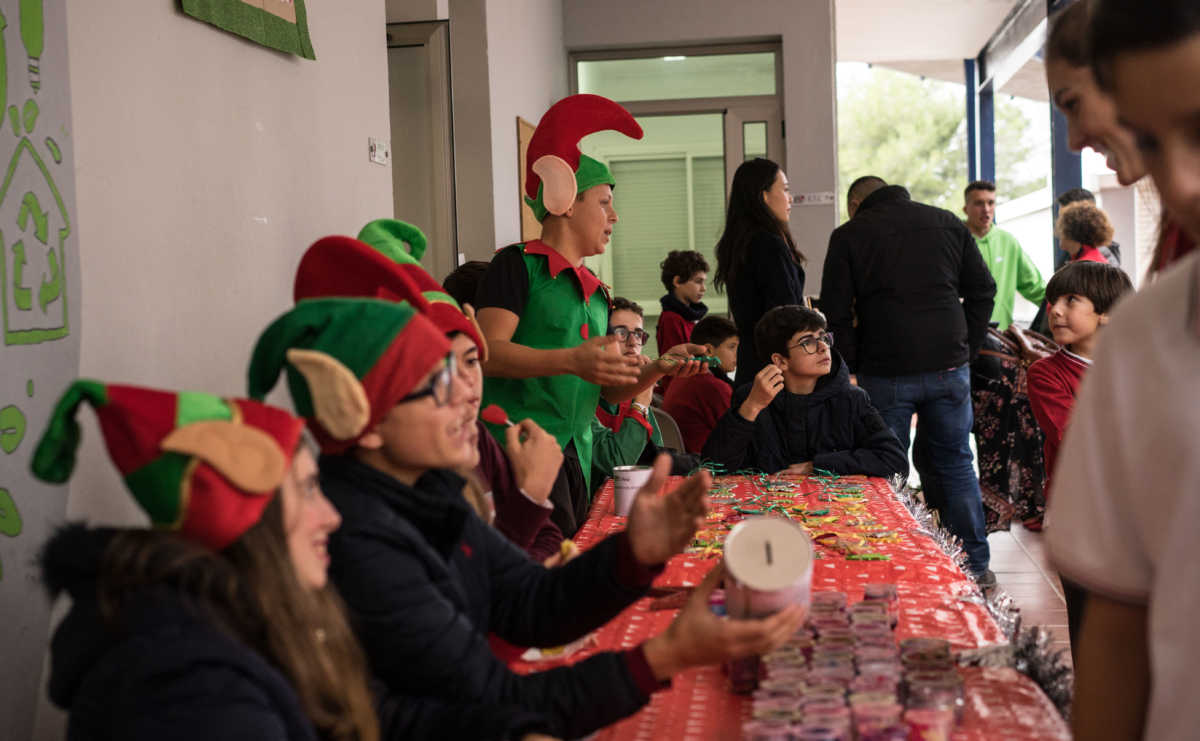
[820,229,859,372]
[811,392,909,478]
[526,519,566,562]
[701,384,759,471]
[374,680,552,741]
[114,665,293,741]
[957,226,997,362]
[337,522,660,738]
[753,232,806,309]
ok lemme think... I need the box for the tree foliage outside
[836,63,1047,221]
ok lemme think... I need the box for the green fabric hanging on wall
[181,0,316,60]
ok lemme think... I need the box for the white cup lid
[724,516,813,590]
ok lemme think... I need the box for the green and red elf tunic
[480,240,611,491]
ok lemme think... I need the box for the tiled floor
[987,524,1074,667]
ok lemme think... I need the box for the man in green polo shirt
[963,180,1045,330]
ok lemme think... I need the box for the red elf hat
[31,380,306,551]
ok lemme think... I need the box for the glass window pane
[743,121,767,160]
[578,52,775,102]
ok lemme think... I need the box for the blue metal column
[979,82,996,184]
[965,60,978,182]
[1051,105,1083,268]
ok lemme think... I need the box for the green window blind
[610,158,689,303]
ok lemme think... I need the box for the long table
[509,474,1070,740]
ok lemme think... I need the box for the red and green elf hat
[292,219,487,359]
[524,93,644,222]
[31,380,306,551]
[247,297,450,453]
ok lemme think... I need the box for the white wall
[485,0,567,250]
[562,0,838,291]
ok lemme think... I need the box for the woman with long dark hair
[713,158,806,380]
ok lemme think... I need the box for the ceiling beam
[976,0,1048,92]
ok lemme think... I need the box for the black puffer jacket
[41,526,318,741]
[702,351,909,477]
[319,457,667,740]
[820,185,996,376]
[41,525,553,741]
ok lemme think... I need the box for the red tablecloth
[508,475,1070,740]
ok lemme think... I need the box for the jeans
[858,365,991,574]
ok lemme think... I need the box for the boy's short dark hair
[1056,187,1095,207]
[964,180,996,199]
[690,315,739,349]
[610,296,644,318]
[754,305,827,363]
[1045,261,1134,315]
[1056,201,1115,247]
[442,260,490,307]
[659,250,710,292]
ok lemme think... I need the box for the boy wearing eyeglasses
[593,298,664,483]
[703,305,907,477]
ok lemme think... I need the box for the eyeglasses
[398,353,456,407]
[609,325,650,346]
[787,331,835,355]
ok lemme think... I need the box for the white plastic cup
[612,465,654,517]
[724,516,814,618]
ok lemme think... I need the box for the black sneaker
[972,569,998,590]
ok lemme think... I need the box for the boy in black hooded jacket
[704,305,908,478]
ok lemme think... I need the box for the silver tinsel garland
[888,476,1074,718]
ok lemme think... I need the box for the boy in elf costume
[475,94,705,536]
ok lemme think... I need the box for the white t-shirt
[1046,252,1200,741]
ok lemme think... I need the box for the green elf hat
[292,219,488,360]
[31,380,306,551]
[524,93,644,221]
[247,297,450,454]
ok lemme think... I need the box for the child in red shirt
[656,250,709,394]
[1028,261,1133,501]
[662,316,739,453]
[1056,201,1115,264]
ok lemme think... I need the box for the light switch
[369,137,391,166]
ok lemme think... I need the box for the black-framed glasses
[609,325,650,346]
[398,353,456,407]
[787,331,834,355]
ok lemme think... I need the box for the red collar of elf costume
[523,240,607,304]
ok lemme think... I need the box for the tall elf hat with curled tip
[30,380,306,550]
[292,219,488,360]
[524,94,644,222]
[247,298,450,454]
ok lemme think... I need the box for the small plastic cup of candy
[742,719,794,741]
[899,637,951,662]
[863,583,900,625]
[856,723,909,741]
[855,645,900,662]
[802,682,848,701]
[849,600,890,618]
[851,699,903,722]
[804,708,852,735]
[811,591,849,610]
[816,633,857,649]
[848,691,901,709]
[810,663,855,683]
[791,723,848,741]
[810,617,851,635]
[904,671,964,722]
[850,674,900,696]
[903,707,955,741]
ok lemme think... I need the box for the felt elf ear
[460,303,490,363]
[532,155,578,216]
[161,420,288,494]
[31,379,109,483]
[285,349,371,440]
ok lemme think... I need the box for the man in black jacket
[819,176,997,584]
[702,305,907,478]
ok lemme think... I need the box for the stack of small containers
[742,583,962,740]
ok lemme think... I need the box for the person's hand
[634,359,656,407]
[543,539,579,568]
[626,453,710,566]
[642,561,808,680]
[784,461,813,476]
[571,335,641,386]
[739,365,784,420]
[849,374,858,387]
[505,419,563,504]
[655,342,708,378]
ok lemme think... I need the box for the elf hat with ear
[31,380,306,551]
[247,297,450,454]
[292,219,487,360]
[524,93,643,222]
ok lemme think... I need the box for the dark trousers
[548,442,589,538]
